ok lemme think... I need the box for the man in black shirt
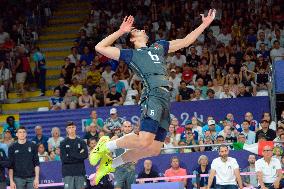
[179,80,194,101]
[237,84,252,97]
[9,126,40,189]
[60,121,88,189]
[105,84,123,106]
[0,147,9,188]
[54,78,69,98]
[255,120,276,142]
[137,159,159,183]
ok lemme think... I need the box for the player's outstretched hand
[200,9,216,27]
[119,16,134,34]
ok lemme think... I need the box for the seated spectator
[237,133,247,144]
[218,126,237,143]
[258,112,276,131]
[38,143,48,162]
[54,78,69,98]
[49,151,60,161]
[206,88,216,99]
[227,77,239,95]
[163,135,177,154]
[164,156,187,187]
[80,46,94,66]
[54,147,61,161]
[84,76,97,96]
[210,78,223,98]
[103,108,124,136]
[2,130,14,147]
[237,83,252,97]
[181,64,194,84]
[171,117,184,134]
[212,135,226,151]
[199,130,214,151]
[78,88,93,108]
[219,84,236,99]
[84,123,100,142]
[168,124,181,146]
[255,119,276,142]
[68,47,81,65]
[84,110,104,131]
[243,112,258,132]
[87,137,97,152]
[274,127,284,145]
[61,90,77,110]
[49,89,63,110]
[194,77,208,98]
[102,64,114,85]
[191,88,205,101]
[137,159,159,183]
[0,60,11,92]
[60,57,75,85]
[192,155,211,189]
[32,125,49,150]
[202,119,222,134]
[187,46,200,69]
[270,40,284,61]
[178,80,194,101]
[115,60,130,80]
[273,146,283,162]
[242,155,258,188]
[86,63,101,86]
[183,129,199,152]
[110,73,126,95]
[240,120,256,144]
[3,116,19,139]
[180,120,199,144]
[73,66,86,85]
[169,69,181,90]
[105,83,123,106]
[278,110,284,128]
[123,83,139,105]
[48,127,64,152]
[69,77,83,97]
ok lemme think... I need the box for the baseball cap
[109,83,116,88]
[170,69,176,73]
[208,120,216,125]
[257,54,263,58]
[185,120,192,125]
[110,108,117,114]
[182,70,193,81]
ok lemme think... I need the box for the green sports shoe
[89,136,110,166]
[95,154,115,185]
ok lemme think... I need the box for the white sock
[112,156,125,168]
[106,140,118,152]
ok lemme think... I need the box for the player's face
[219,147,229,159]
[130,29,148,44]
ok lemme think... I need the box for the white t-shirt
[123,89,138,105]
[270,47,284,61]
[219,92,236,99]
[169,76,181,90]
[255,157,281,184]
[68,54,81,64]
[171,55,186,67]
[217,33,232,46]
[102,70,115,85]
[211,157,239,185]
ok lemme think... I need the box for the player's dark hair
[126,32,135,49]
[17,126,26,132]
[170,156,179,163]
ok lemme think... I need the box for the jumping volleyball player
[90,9,216,184]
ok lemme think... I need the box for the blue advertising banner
[39,150,254,187]
[20,97,270,138]
[274,60,284,93]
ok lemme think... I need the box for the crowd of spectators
[0,0,56,101]
[48,0,284,110]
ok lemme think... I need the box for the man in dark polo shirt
[255,120,276,142]
[137,159,159,183]
[9,126,40,189]
[60,121,88,189]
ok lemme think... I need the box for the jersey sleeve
[156,40,170,55]
[119,49,133,65]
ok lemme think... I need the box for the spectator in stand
[69,78,83,97]
[278,110,284,128]
[202,118,222,134]
[256,31,271,50]
[86,63,101,86]
[171,50,186,68]
[0,141,9,188]
[212,136,226,151]
[192,88,205,101]
[32,47,46,96]
[258,112,276,131]
[103,108,124,136]
[32,125,48,151]
[49,151,60,161]
[217,27,232,46]
[181,64,194,84]
[219,84,236,99]
[78,88,93,108]
[240,120,256,144]
[61,89,78,110]
[84,123,100,142]
[168,124,181,147]
[61,57,75,85]
[115,60,130,80]
[111,73,126,95]
[274,127,284,145]
[54,78,69,98]
[187,46,200,69]
[208,145,243,189]
[0,60,11,93]
[237,133,246,144]
[49,89,63,110]
[273,146,283,162]
[47,127,64,152]
[3,116,19,139]
[80,46,94,66]
[9,126,40,189]
[255,145,283,189]
[206,88,216,99]
[84,110,104,131]
[0,26,9,47]
[169,69,181,91]
[73,66,86,85]
[87,137,97,153]
[164,156,187,187]
[2,130,14,147]
[194,77,208,98]
[219,126,237,143]
[15,48,28,94]
[163,135,177,154]
[123,83,139,105]
[102,64,114,85]
[93,85,105,107]
[137,159,159,184]
[270,40,284,61]
[68,47,81,65]
[178,80,194,101]
[192,155,211,189]
[244,112,258,132]
[242,155,258,188]
[105,83,123,106]
[237,83,252,97]
[37,144,48,162]
[255,119,276,142]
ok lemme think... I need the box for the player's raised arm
[168,9,216,53]
[95,16,134,60]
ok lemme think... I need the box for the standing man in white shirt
[207,145,243,189]
[255,145,282,189]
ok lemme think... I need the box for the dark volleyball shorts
[140,87,171,142]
